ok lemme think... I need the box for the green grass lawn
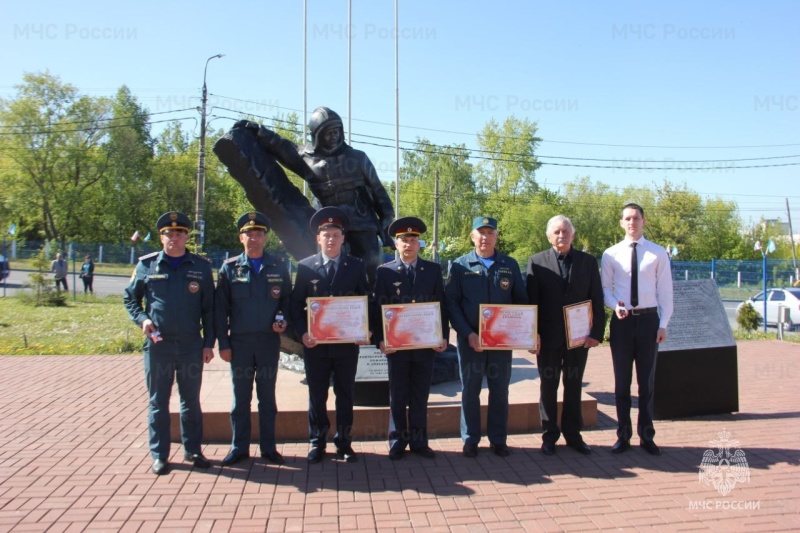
[0,294,141,355]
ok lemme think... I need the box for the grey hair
[545,215,575,237]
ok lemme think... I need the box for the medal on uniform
[311,279,319,294]
[393,281,402,295]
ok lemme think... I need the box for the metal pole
[347,0,352,146]
[762,251,768,333]
[195,53,224,253]
[303,0,308,197]
[433,170,440,264]
[786,198,798,270]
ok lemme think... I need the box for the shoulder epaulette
[224,256,240,265]
[138,251,159,261]
[194,254,212,264]
[378,260,395,267]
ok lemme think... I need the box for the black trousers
[304,352,358,449]
[387,349,435,451]
[609,313,660,441]
[537,344,588,445]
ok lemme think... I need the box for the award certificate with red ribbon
[307,296,369,344]
[381,302,443,350]
[478,304,538,350]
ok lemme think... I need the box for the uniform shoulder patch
[194,254,212,263]
[224,256,239,265]
[138,251,159,261]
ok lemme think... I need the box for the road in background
[1,269,129,299]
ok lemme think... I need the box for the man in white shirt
[601,203,673,456]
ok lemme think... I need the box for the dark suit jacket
[526,248,605,351]
[371,258,449,347]
[290,252,369,357]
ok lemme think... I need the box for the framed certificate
[307,296,369,344]
[381,302,443,350]
[478,304,537,350]
[564,300,593,349]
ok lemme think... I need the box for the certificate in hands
[381,302,443,350]
[478,304,538,350]
[564,300,593,349]
[307,296,369,344]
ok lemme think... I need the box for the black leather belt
[631,307,658,315]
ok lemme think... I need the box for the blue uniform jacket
[214,252,292,350]
[371,258,449,347]
[123,250,215,347]
[290,252,369,357]
[445,249,527,339]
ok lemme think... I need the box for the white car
[738,288,800,330]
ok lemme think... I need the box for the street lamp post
[194,53,224,253]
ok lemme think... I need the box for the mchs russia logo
[698,429,750,496]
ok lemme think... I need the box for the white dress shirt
[601,236,674,329]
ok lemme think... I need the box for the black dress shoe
[336,446,358,463]
[307,447,326,464]
[221,450,250,466]
[612,439,631,454]
[541,442,557,456]
[490,443,511,457]
[184,453,211,469]
[462,443,479,458]
[261,451,285,465]
[567,441,592,455]
[388,448,405,461]
[640,440,661,456]
[411,447,436,459]
[151,459,168,475]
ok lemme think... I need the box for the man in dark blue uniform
[123,211,215,476]
[372,217,449,460]
[215,212,292,467]
[445,216,527,458]
[290,207,371,464]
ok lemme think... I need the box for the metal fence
[4,239,798,288]
[671,259,799,288]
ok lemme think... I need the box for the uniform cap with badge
[156,211,192,234]
[237,211,270,233]
[309,206,350,233]
[472,216,498,230]
[388,216,427,238]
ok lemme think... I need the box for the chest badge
[500,278,510,290]
[188,281,200,293]
[271,286,281,298]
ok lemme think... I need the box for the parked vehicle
[737,288,800,330]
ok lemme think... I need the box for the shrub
[736,301,762,332]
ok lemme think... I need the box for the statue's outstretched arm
[233,121,311,179]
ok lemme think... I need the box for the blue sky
[2,0,798,224]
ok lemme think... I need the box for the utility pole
[787,197,798,278]
[432,170,440,264]
[194,53,224,253]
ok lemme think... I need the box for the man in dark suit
[526,215,605,456]
[290,207,371,464]
[372,217,449,461]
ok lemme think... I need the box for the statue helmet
[307,106,343,141]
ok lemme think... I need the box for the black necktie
[630,243,639,308]
[326,261,336,284]
[406,264,415,285]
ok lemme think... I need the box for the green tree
[476,116,541,198]
[0,72,113,247]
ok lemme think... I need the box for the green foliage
[736,302,762,332]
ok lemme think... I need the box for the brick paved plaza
[0,340,797,532]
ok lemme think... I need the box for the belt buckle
[631,308,642,316]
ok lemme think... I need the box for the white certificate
[307,296,369,344]
[564,300,593,349]
[381,302,443,350]
[478,304,538,350]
